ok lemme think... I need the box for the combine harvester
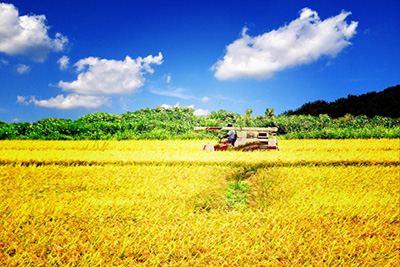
[194,126,279,151]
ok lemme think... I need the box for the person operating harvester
[219,123,236,145]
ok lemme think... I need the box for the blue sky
[1,0,399,123]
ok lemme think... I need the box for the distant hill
[283,85,400,118]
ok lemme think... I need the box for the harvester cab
[194,127,279,151]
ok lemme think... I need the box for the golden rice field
[0,139,399,266]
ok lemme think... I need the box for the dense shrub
[0,107,399,140]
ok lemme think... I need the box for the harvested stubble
[0,139,399,266]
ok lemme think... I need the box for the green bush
[1,107,399,140]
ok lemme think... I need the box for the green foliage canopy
[1,106,399,140]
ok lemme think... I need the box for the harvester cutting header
[194,125,278,151]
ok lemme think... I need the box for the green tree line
[1,106,399,140]
[283,85,400,118]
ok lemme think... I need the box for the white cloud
[161,102,180,109]
[193,108,210,116]
[201,96,210,102]
[150,87,194,100]
[0,3,68,62]
[58,55,69,70]
[16,95,28,104]
[150,86,210,102]
[30,94,108,109]
[0,58,8,65]
[212,8,358,80]
[166,75,171,83]
[58,53,163,95]
[19,53,163,109]
[16,64,30,74]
